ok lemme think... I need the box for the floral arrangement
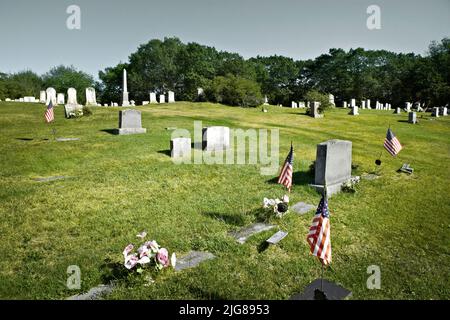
[263,194,290,218]
[123,231,176,273]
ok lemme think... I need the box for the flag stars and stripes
[384,128,402,156]
[278,144,294,191]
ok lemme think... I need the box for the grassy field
[0,101,449,300]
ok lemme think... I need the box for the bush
[305,90,334,114]
[205,75,263,107]
[82,106,93,116]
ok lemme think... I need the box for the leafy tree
[205,75,263,107]
[305,90,333,114]
[43,65,95,104]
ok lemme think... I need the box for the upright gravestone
[159,94,165,104]
[350,99,356,108]
[115,109,147,135]
[122,69,130,107]
[394,107,401,114]
[298,101,305,108]
[85,87,97,106]
[314,139,352,196]
[291,101,298,108]
[432,107,440,117]
[202,126,230,151]
[349,105,359,115]
[168,91,175,103]
[329,94,335,106]
[405,102,412,112]
[343,101,347,108]
[57,93,65,105]
[310,102,322,118]
[39,91,46,103]
[263,96,269,105]
[64,88,83,118]
[408,112,417,124]
[170,137,191,159]
[149,92,158,104]
[46,87,57,105]
[442,107,448,116]
[361,101,366,109]
[366,99,371,109]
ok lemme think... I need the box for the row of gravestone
[116,109,354,197]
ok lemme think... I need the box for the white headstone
[432,107,440,117]
[298,101,305,108]
[67,88,77,104]
[57,93,65,105]
[349,106,359,115]
[366,99,371,109]
[85,87,97,106]
[351,99,356,107]
[168,91,175,103]
[343,101,347,108]
[39,91,46,103]
[361,101,366,109]
[171,137,191,159]
[442,107,448,116]
[159,94,165,104]
[142,101,149,105]
[202,126,230,151]
[329,94,335,106]
[149,92,158,104]
[263,95,269,105]
[46,87,57,105]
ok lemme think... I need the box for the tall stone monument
[122,69,130,107]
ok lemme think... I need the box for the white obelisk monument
[122,69,130,107]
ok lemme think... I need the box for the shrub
[205,75,263,107]
[82,106,93,116]
[305,90,334,114]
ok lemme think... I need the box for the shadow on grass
[100,258,130,284]
[257,241,270,253]
[187,285,228,300]
[100,129,117,135]
[203,211,247,227]
[266,170,314,186]
[157,149,171,157]
[16,138,34,141]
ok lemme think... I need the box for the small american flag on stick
[277,143,293,191]
[307,196,332,265]
[44,100,54,123]
[384,128,402,156]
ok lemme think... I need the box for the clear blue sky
[0,0,449,78]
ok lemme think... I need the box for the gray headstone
[291,202,316,215]
[314,139,352,196]
[67,284,114,300]
[170,137,191,158]
[202,126,230,151]
[230,223,275,244]
[116,109,147,135]
[175,251,216,272]
[408,112,417,124]
[266,231,288,244]
[85,87,97,106]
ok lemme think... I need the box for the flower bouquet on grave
[122,232,176,276]
[262,195,290,218]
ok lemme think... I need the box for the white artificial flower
[137,256,151,265]
[136,231,147,239]
[171,253,177,268]
[282,194,289,203]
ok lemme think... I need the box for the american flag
[384,128,402,156]
[278,143,293,191]
[307,196,332,265]
[44,100,54,123]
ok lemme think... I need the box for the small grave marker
[266,231,288,245]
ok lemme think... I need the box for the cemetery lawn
[0,101,449,300]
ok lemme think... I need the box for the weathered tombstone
[432,107,440,117]
[170,137,191,159]
[266,231,288,245]
[366,99,371,109]
[291,101,296,108]
[350,99,356,107]
[39,91,46,103]
[408,112,417,124]
[115,109,147,135]
[85,87,97,106]
[394,107,401,114]
[46,87,57,105]
[103,103,108,107]
[361,101,366,109]
[130,100,136,106]
[202,126,230,151]
[263,95,269,105]
[122,69,130,107]
[230,223,275,244]
[343,101,347,108]
[142,101,149,105]
[197,88,205,97]
[64,88,83,118]
[149,92,158,104]
[329,94,335,106]
[310,101,322,118]
[349,106,359,115]
[405,102,412,112]
[159,94,165,104]
[442,107,448,116]
[57,93,65,105]
[314,139,352,196]
[24,96,36,103]
[113,102,119,107]
[168,91,175,103]
[298,101,305,108]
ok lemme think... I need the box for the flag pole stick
[321,183,327,293]
[321,263,324,292]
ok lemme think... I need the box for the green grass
[0,101,449,300]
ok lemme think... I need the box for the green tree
[205,75,263,107]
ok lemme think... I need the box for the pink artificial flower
[145,240,160,253]
[123,244,134,259]
[156,248,169,267]
[124,254,138,269]
[138,245,149,258]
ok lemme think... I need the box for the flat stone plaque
[175,251,216,272]
[266,231,288,244]
[291,202,315,215]
[33,176,68,182]
[290,279,352,300]
[230,223,275,244]
[67,284,114,300]
[56,138,80,142]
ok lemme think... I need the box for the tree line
[1,37,449,108]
